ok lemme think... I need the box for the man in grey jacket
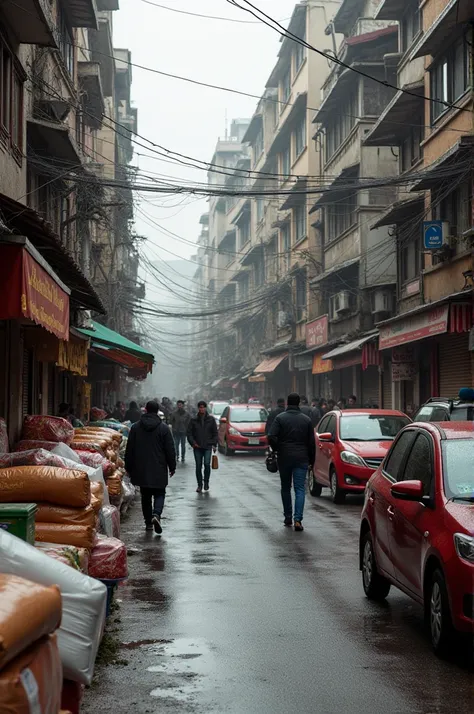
[170,400,191,463]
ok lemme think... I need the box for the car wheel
[361,531,391,600]
[330,468,346,504]
[308,469,322,497]
[224,440,234,457]
[428,569,455,657]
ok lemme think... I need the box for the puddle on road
[145,638,214,706]
[150,683,203,702]
[121,638,173,650]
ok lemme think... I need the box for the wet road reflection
[83,455,473,714]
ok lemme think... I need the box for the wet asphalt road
[83,454,473,714]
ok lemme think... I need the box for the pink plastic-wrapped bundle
[0,418,9,453]
[15,440,57,452]
[0,448,70,468]
[22,415,74,445]
[88,536,128,580]
[75,451,115,478]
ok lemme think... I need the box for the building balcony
[90,15,114,97]
[63,0,98,28]
[27,117,81,168]
[3,0,57,46]
[78,62,105,129]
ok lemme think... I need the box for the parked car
[360,421,474,655]
[218,404,268,456]
[208,401,229,426]
[413,389,474,423]
[311,410,410,503]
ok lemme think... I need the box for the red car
[310,410,410,503]
[218,404,268,456]
[360,421,474,655]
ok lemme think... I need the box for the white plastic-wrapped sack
[52,446,109,505]
[51,442,81,462]
[0,529,106,685]
[98,505,113,537]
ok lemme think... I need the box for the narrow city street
[84,454,473,714]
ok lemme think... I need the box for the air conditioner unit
[277,310,291,329]
[371,289,392,315]
[334,291,351,315]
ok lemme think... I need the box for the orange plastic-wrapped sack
[0,575,62,669]
[70,440,106,456]
[90,481,105,512]
[35,523,97,550]
[0,634,62,714]
[74,431,113,447]
[106,476,122,497]
[36,504,96,528]
[76,427,122,444]
[22,415,74,445]
[0,466,90,508]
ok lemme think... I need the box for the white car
[209,401,229,425]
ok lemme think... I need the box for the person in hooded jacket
[125,400,176,534]
[124,400,142,424]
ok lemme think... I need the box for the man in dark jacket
[125,400,176,534]
[300,396,320,428]
[170,400,191,463]
[265,398,285,435]
[124,400,142,424]
[187,400,218,493]
[269,393,316,532]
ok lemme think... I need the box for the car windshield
[230,408,268,423]
[340,415,410,441]
[211,403,227,416]
[442,440,474,499]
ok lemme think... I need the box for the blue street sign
[423,221,444,250]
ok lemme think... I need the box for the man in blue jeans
[269,393,316,531]
[187,401,218,492]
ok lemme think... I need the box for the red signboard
[306,315,328,349]
[312,352,333,374]
[0,244,69,340]
[379,305,449,351]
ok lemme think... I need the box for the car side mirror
[220,417,227,424]
[391,480,424,502]
[318,432,333,443]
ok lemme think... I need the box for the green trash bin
[0,503,37,544]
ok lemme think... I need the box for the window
[325,89,358,162]
[400,120,423,172]
[400,0,421,53]
[433,179,472,252]
[254,256,265,287]
[401,433,433,496]
[383,431,416,480]
[254,127,264,160]
[295,272,307,321]
[280,223,290,272]
[294,42,306,74]
[340,415,410,441]
[295,116,306,159]
[280,67,291,105]
[0,34,24,159]
[400,227,421,283]
[238,218,250,248]
[57,3,74,77]
[256,197,264,224]
[442,440,474,499]
[430,32,471,122]
[281,146,290,179]
[240,274,249,300]
[326,192,357,241]
[318,415,330,434]
[326,415,336,438]
[294,205,307,243]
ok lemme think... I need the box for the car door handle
[368,494,375,504]
[387,506,395,520]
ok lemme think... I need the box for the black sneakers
[204,482,209,491]
[145,523,153,531]
[196,486,202,493]
[284,518,293,527]
[152,516,162,535]
[294,521,304,532]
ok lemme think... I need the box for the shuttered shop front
[382,356,392,409]
[361,366,379,406]
[438,332,471,398]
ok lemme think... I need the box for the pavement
[83,453,473,714]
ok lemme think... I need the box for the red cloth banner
[362,341,381,370]
[449,303,473,334]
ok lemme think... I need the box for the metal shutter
[438,333,471,399]
[382,358,392,409]
[22,349,31,416]
[48,364,55,415]
[361,366,379,406]
[341,368,352,400]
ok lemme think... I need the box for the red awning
[449,303,473,333]
[254,353,288,373]
[92,346,153,378]
[362,341,381,370]
[0,241,70,340]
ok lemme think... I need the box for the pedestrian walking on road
[124,400,142,424]
[265,397,285,435]
[300,395,320,428]
[187,401,218,493]
[125,400,176,534]
[269,393,316,532]
[170,400,191,463]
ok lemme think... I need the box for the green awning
[78,321,154,363]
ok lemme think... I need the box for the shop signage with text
[392,363,418,382]
[306,315,328,349]
[312,352,333,374]
[379,305,449,350]
[58,337,89,376]
[392,345,415,363]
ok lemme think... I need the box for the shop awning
[78,321,154,374]
[412,0,473,59]
[322,334,377,360]
[254,353,288,373]
[249,374,265,383]
[311,257,359,284]
[0,239,70,340]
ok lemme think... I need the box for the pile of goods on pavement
[0,415,136,712]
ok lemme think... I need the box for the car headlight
[454,533,474,562]
[340,451,366,467]
[228,427,240,436]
